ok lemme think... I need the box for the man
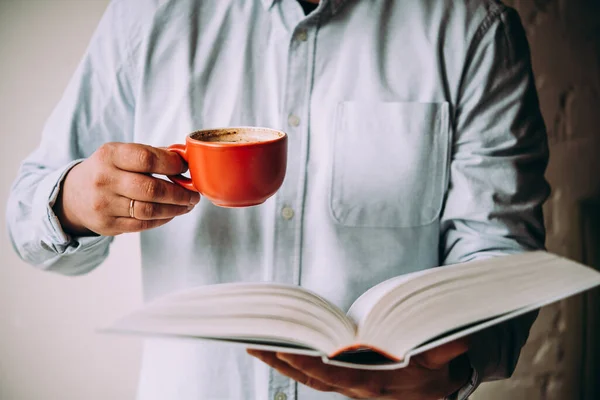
[6,0,550,399]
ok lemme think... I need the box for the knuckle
[303,378,333,393]
[136,147,156,171]
[300,376,316,388]
[128,220,146,233]
[173,187,192,204]
[95,143,115,162]
[136,219,163,232]
[90,195,108,213]
[91,169,110,188]
[143,179,164,199]
[140,202,159,219]
[137,220,152,231]
[128,174,146,190]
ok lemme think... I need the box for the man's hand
[248,339,471,400]
[54,142,200,236]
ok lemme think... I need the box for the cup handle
[166,144,198,192]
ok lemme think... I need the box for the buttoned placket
[268,1,320,399]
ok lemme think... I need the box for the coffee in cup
[191,129,281,143]
[167,127,287,208]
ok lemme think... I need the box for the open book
[107,252,600,370]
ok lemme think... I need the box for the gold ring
[129,199,135,219]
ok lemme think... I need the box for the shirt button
[296,29,308,42]
[288,114,300,127]
[281,207,295,220]
[274,393,287,400]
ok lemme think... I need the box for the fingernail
[190,194,200,205]
[187,205,195,211]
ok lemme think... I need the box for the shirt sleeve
[5,0,139,275]
[440,6,551,398]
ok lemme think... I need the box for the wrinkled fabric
[6,0,550,399]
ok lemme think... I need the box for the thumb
[413,337,470,370]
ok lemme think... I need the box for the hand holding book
[107,251,600,370]
[248,337,471,399]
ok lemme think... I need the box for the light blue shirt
[6,0,550,399]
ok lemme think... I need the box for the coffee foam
[191,128,283,143]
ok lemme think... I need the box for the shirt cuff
[447,367,479,400]
[447,320,505,400]
[31,159,111,255]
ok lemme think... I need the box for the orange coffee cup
[167,127,287,208]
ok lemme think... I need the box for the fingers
[275,353,365,390]
[247,351,336,392]
[114,217,175,233]
[59,143,197,237]
[100,143,187,175]
[115,171,200,206]
[249,350,460,400]
[414,338,470,370]
[82,198,190,236]
[115,196,193,220]
[263,352,392,399]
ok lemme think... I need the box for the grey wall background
[473,0,600,399]
[1,0,599,399]
[0,1,142,399]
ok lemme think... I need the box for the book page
[347,268,439,327]
[108,282,356,355]
[354,252,600,361]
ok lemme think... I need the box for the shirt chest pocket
[330,102,451,228]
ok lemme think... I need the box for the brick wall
[472,0,600,399]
